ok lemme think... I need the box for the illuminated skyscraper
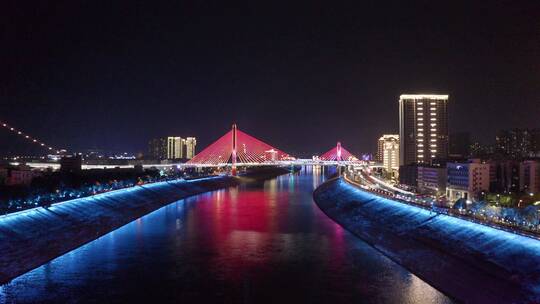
[167,137,185,159]
[185,137,197,159]
[399,94,448,165]
[378,135,400,171]
[149,137,185,160]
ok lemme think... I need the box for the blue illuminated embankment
[0,176,236,284]
[314,178,540,303]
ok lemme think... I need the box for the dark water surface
[0,167,453,303]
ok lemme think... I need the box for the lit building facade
[2,165,42,186]
[376,138,384,162]
[446,159,490,201]
[496,128,540,159]
[149,137,185,160]
[167,137,185,159]
[489,160,521,193]
[378,135,400,172]
[399,94,449,165]
[417,165,447,195]
[520,160,540,194]
[185,137,197,159]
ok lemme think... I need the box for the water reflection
[0,166,453,304]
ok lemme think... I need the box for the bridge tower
[336,141,343,175]
[336,142,342,162]
[231,123,238,176]
[187,123,291,168]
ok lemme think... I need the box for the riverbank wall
[0,167,291,284]
[314,177,540,304]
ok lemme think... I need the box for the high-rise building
[449,132,471,158]
[520,160,540,194]
[470,142,495,158]
[149,137,185,160]
[60,155,82,173]
[495,128,540,159]
[376,139,383,163]
[399,94,449,165]
[398,164,418,188]
[185,137,197,159]
[488,160,521,193]
[532,129,540,157]
[167,137,185,159]
[377,135,399,172]
[417,164,447,195]
[148,138,167,160]
[446,159,490,201]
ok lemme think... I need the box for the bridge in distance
[2,121,369,170]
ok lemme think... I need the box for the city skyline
[2,3,540,303]
[1,2,539,156]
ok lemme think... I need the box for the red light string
[0,120,65,154]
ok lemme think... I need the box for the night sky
[1,1,539,157]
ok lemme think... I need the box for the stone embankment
[314,177,540,304]
[0,167,291,284]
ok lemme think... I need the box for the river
[0,167,453,303]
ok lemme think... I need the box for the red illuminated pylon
[319,142,358,162]
[231,124,237,175]
[187,124,292,166]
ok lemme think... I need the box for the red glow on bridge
[187,124,292,166]
[319,142,359,162]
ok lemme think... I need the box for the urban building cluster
[0,135,199,188]
[148,136,197,160]
[0,164,42,186]
[375,94,540,207]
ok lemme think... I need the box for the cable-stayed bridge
[185,124,363,170]
[2,120,366,170]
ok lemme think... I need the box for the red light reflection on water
[185,184,348,283]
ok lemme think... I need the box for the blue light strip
[340,180,540,249]
[0,176,226,223]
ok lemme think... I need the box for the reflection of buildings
[311,165,322,189]
[399,94,449,165]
